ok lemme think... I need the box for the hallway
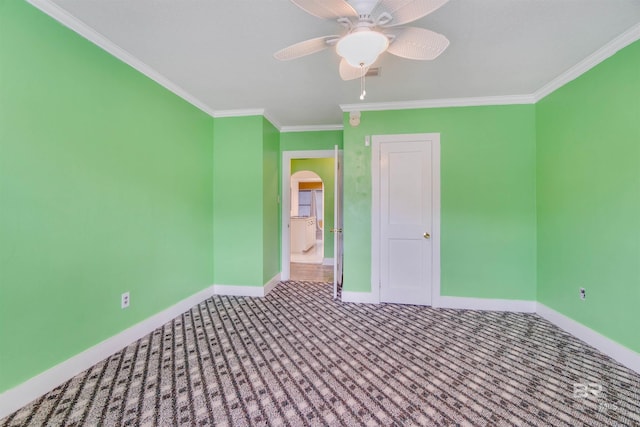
[289,262,333,282]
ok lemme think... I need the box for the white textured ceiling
[48,0,640,128]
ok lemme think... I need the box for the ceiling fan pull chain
[359,63,367,100]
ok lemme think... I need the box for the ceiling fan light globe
[336,30,389,68]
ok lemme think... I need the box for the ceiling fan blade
[339,58,369,81]
[374,0,449,27]
[290,0,357,19]
[274,35,341,61]
[386,27,449,60]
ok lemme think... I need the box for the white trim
[371,133,441,306]
[0,284,216,419]
[322,258,334,266]
[212,109,265,118]
[536,303,640,374]
[262,110,283,131]
[341,291,380,304]
[18,3,284,129]
[371,138,382,304]
[431,139,442,307]
[340,95,536,113]
[281,150,336,281]
[213,274,281,298]
[340,23,640,113]
[26,0,217,118]
[213,284,264,297]
[534,22,640,102]
[28,0,640,131]
[280,125,344,133]
[263,273,282,296]
[434,296,536,313]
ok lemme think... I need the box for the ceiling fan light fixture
[336,28,389,68]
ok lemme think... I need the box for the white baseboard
[0,284,216,420]
[536,303,640,375]
[213,273,281,298]
[340,292,537,311]
[341,291,379,304]
[434,296,537,313]
[264,273,281,296]
[213,284,264,297]
[322,258,334,266]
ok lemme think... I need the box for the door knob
[330,228,343,233]
[423,232,430,239]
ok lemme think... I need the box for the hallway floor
[290,239,324,264]
[290,262,333,282]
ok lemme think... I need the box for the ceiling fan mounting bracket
[376,12,393,26]
[337,17,353,29]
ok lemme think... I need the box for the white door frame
[371,133,441,304]
[281,150,335,280]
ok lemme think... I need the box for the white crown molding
[280,124,344,133]
[211,109,265,118]
[24,1,282,128]
[26,1,640,131]
[26,0,217,118]
[0,284,217,420]
[341,23,640,114]
[534,22,640,102]
[262,110,283,131]
[340,94,536,113]
[537,303,640,375]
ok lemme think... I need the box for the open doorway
[290,170,324,264]
[282,151,338,284]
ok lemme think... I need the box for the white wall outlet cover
[121,292,130,309]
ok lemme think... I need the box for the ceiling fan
[274,0,451,82]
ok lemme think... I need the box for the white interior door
[333,145,344,299]
[375,134,439,305]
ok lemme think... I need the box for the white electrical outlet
[121,292,130,309]
[579,288,586,300]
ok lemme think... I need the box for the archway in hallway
[282,152,338,284]
[290,170,324,264]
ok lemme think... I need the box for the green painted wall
[0,2,214,392]
[213,116,264,286]
[280,130,343,152]
[342,105,538,301]
[3,0,638,400]
[536,40,640,352]
[291,158,336,258]
[212,116,281,287]
[263,118,281,283]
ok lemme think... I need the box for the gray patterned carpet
[2,281,639,426]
